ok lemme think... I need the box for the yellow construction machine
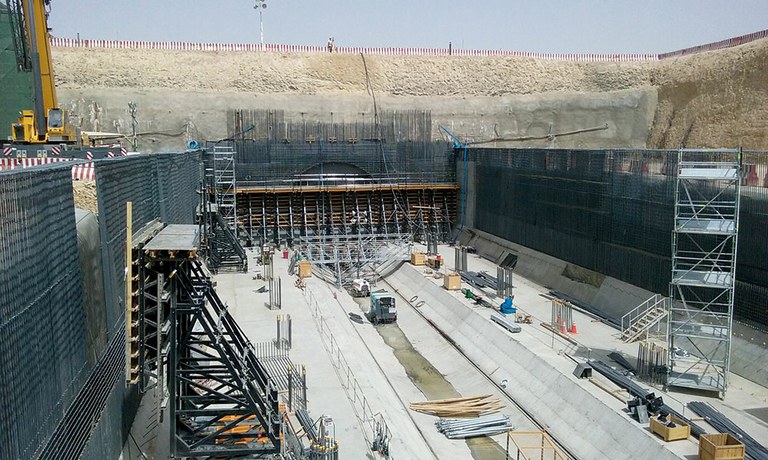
[8,0,77,144]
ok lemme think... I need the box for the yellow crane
[8,0,76,143]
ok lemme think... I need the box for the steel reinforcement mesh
[96,152,202,336]
[230,140,455,186]
[156,151,203,224]
[228,108,433,145]
[0,153,200,460]
[471,148,768,330]
[0,165,88,460]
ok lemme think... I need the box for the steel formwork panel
[0,165,88,460]
[239,186,457,245]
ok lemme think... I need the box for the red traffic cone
[561,322,567,334]
[571,320,578,334]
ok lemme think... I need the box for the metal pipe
[688,401,768,460]
[287,311,291,348]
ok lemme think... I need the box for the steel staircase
[621,294,669,343]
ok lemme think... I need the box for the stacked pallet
[409,395,504,418]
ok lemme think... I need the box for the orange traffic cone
[571,321,578,334]
[561,322,567,334]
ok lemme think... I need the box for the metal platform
[675,218,736,235]
[671,270,733,288]
[678,167,739,181]
[143,224,200,252]
[667,370,726,394]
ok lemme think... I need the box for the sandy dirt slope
[52,37,768,149]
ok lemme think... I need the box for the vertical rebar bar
[288,364,293,411]
[287,312,291,348]
[276,314,281,346]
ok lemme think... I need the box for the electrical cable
[360,53,429,237]
[129,431,149,460]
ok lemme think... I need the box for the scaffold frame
[213,143,237,233]
[667,148,741,396]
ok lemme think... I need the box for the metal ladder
[213,144,237,233]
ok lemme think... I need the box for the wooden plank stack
[409,395,504,418]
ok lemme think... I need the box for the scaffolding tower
[213,144,237,233]
[129,223,282,457]
[668,148,741,396]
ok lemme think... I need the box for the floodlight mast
[254,0,267,45]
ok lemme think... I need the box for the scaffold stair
[621,294,669,343]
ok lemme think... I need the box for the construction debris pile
[409,395,504,418]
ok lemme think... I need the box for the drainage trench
[353,298,506,460]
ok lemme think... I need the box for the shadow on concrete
[348,312,364,324]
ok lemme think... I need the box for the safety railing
[620,294,668,342]
[301,285,391,457]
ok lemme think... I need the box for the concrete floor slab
[408,243,768,458]
[126,242,767,459]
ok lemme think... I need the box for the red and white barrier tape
[0,157,95,180]
[49,29,768,61]
[49,37,658,61]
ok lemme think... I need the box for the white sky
[47,0,768,54]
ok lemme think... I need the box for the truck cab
[368,290,397,325]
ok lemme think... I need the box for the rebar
[435,414,514,439]
[688,402,768,460]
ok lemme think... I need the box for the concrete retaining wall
[388,264,679,460]
[57,87,656,153]
[459,227,768,388]
[459,227,652,322]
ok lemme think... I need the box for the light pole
[254,0,267,45]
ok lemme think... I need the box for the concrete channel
[352,297,508,459]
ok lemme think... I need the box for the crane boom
[10,0,74,144]
[25,0,58,125]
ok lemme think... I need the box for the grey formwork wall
[96,152,202,337]
[0,166,88,460]
[81,151,202,460]
[471,148,768,330]
[0,153,202,460]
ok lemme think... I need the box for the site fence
[51,29,768,60]
[471,148,768,331]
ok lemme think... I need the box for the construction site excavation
[3,2,768,459]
